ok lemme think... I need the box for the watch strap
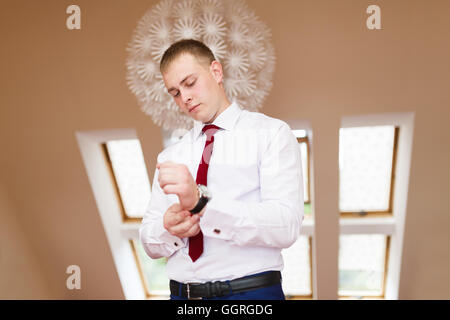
[189,196,210,214]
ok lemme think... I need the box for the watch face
[198,184,211,199]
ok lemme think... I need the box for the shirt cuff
[153,216,186,252]
[199,197,240,241]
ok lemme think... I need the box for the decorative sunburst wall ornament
[126,0,276,131]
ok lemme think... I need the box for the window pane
[304,202,311,216]
[281,236,312,297]
[338,234,387,297]
[292,130,311,209]
[299,141,309,203]
[132,239,169,296]
[106,139,151,218]
[339,126,395,212]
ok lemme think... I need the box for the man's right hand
[163,203,201,238]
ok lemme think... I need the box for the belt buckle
[186,283,202,300]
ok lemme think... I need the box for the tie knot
[202,124,221,140]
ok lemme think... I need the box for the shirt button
[174,242,178,246]
[213,229,221,234]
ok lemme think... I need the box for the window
[102,139,151,222]
[102,138,170,298]
[76,129,154,299]
[280,129,314,299]
[339,126,399,218]
[293,129,312,218]
[337,120,407,300]
[130,239,169,298]
[338,234,390,298]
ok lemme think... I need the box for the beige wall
[0,183,52,299]
[0,0,449,299]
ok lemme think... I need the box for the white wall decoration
[126,0,276,131]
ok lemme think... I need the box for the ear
[209,60,224,84]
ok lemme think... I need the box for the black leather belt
[170,271,281,299]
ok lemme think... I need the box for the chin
[193,112,207,123]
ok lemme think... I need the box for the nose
[180,89,192,105]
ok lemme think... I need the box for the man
[140,39,304,300]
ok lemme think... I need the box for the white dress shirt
[140,102,304,283]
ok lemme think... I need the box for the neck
[205,97,231,124]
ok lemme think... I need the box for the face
[162,53,226,124]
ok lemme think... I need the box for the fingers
[168,213,201,238]
[171,210,190,225]
[157,163,186,188]
[161,184,180,196]
[194,205,207,217]
[158,164,197,210]
[167,202,182,212]
[158,172,179,189]
[157,162,191,180]
[170,213,199,234]
[178,221,201,238]
[156,161,179,170]
[164,204,185,229]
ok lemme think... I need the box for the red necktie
[189,124,221,262]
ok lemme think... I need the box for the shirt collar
[192,101,242,140]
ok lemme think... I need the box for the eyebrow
[167,73,196,93]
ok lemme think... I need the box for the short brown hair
[160,39,216,73]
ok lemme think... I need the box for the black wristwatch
[189,184,211,214]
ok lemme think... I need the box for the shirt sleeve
[139,154,186,259]
[199,122,304,248]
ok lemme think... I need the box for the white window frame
[286,120,315,298]
[339,112,415,299]
[76,129,146,300]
